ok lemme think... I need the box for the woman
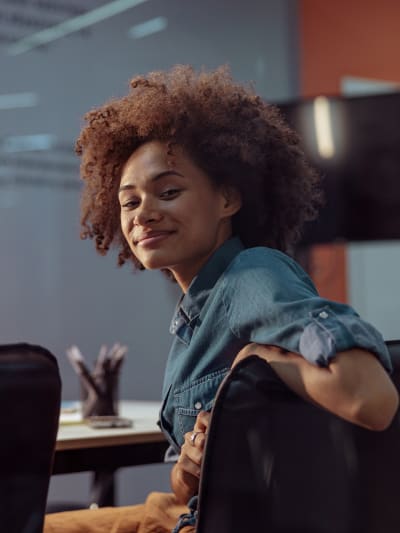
[45,65,398,532]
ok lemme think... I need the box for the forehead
[119,140,214,190]
[121,141,168,179]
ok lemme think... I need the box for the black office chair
[0,343,61,533]
[197,341,400,533]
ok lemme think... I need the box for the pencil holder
[81,372,119,418]
[66,343,127,420]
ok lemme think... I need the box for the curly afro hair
[76,64,322,270]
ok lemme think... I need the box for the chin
[138,257,171,271]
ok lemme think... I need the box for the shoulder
[217,246,317,339]
[221,246,317,297]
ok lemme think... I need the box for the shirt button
[194,401,202,410]
[319,311,329,319]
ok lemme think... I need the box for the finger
[177,453,202,478]
[191,431,206,450]
[180,439,204,477]
[193,431,207,450]
[194,411,211,433]
[184,432,206,456]
[185,430,207,455]
[181,446,203,469]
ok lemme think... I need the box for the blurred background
[1,0,399,507]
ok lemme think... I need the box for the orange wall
[298,0,400,302]
[300,0,400,97]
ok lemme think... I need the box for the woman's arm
[234,343,399,431]
[171,411,211,504]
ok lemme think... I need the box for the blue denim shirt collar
[169,237,244,342]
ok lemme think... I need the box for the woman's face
[119,140,241,291]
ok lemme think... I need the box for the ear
[220,186,242,218]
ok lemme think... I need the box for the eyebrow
[118,170,184,194]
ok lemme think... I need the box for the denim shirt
[159,237,392,456]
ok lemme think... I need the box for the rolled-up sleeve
[223,247,392,373]
[298,305,392,371]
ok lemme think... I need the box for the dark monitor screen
[277,92,400,246]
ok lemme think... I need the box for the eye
[121,198,140,209]
[160,188,181,199]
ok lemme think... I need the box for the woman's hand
[170,411,211,504]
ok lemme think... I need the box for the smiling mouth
[135,231,173,247]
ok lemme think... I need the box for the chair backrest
[0,343,61,533]
[197,341,400,533]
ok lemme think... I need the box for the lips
[134,230,173,246]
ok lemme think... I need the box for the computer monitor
[277,91,400,246]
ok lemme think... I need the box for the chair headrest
[386,340,400,371]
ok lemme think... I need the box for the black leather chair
[0,343,61,533]
[197,341,400,533]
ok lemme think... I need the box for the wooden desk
[54,401,168,506]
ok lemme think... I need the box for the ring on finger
[190,431,203,446]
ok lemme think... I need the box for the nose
[133,199,162,226]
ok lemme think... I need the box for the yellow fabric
[44,492,194,533]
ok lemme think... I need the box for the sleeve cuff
[298,306,392,372]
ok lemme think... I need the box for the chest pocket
[174,367,229,444]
